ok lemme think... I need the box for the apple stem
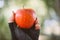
[23,5,25,9]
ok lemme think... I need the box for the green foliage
[15,0,28,6]
[43,0,55,8]
[0,9,11,40]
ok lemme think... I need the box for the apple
[15,9,36,29]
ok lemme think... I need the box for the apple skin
[15,9,36,29]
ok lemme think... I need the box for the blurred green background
[0,0,60,40]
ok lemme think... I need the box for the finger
[35,24,40,30]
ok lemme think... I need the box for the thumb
[12,11,15,21]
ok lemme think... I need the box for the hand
[35,23,40,30]
[35,18,40,30]
[8,11,15,23]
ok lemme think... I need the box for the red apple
[15,9,36,29]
